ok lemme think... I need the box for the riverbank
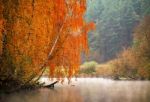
[78,61,150,81]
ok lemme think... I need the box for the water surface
[0,78,150,102]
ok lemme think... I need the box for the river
[0,78,150,102]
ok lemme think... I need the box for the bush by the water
[79,61,98,74]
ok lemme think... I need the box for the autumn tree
[0,0,94,91]
[111,16,150,79]
[133,16,150,79]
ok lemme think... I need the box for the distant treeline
[80,15,150,80]
[85,0,150,62]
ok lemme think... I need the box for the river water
[0,78,150,102]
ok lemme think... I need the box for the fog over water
[0,78,150,102]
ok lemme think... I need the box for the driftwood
[44,81,58,89]
[1,81,58,93]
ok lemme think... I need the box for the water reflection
[0,78,150,102]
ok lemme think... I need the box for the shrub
[111,48,139,78]
[79,61,98,74]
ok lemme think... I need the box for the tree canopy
[0,0,94,90]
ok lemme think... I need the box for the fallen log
[44,81,58,89]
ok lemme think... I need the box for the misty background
[84,0,150,63]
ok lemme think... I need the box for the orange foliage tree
[0,0,94,87]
